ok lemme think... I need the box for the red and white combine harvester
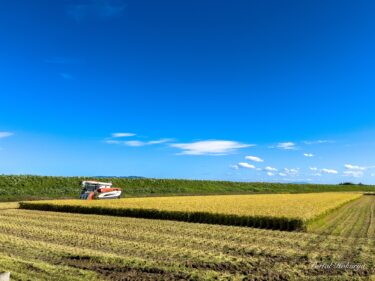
[79,181,122,200]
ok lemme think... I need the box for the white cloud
[344,164,366,171]
[303,153,314,157]
[264,166,277,172]
[245,156,264,162]
[276,142,297,150]
[171,140,254,155]
[371,173,375,177]
[267,172,274,176]
[112,132,136,138]
[238,162,255,169]
[278,173,287,177]
[312,173,322,177]
[321,168,338,174]
[309,167,318,171]
[0,132,13,139]
[343,170,364,178]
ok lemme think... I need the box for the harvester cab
[80,181,122,200]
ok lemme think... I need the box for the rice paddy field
[0,193,373,280]
[20,192,362,231]
[0,196,374,280]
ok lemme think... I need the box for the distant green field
[0,175,374,202]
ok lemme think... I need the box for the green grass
[0,175,374,202]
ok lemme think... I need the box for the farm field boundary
[20,193,362,231]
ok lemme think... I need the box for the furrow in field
[0,209,367,262]
[0,232,224,281]
[0,216,314,278]
[309,196,375,239]
[367,197,375,238]
[0,208,373,279]
[0,219,307,280]
[0,204,374,280]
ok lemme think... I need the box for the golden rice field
[20,192,362,231]
[0,205,374,280]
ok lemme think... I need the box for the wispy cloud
[123,140,145,147]
[283,168,299,175]
[238,162,255,169]
[309,167,318,171]
[303,140,333,145]
[267,172,274,176]
[104,140,121,144]
[106,138,173,147]
[230,164,239,170]
[278,172,287,177]
[342,164,367,178]
[171,140,254,156]
[281,178,313,183]
[303,153,314,157]
[112,132,136,138]
[270,139,332,151]
[264,166,277,172]
[105,133,173,147]
[60,73,73,80]
[321,168,338,174]
[344,164,366,171]
[148,138,174,145]
[343,170,364,178]
[245,155,264,162]
[0,132,13,138]
[67,0,127,22]
[276,142,297,150]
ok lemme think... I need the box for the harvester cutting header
[80,181,122,200]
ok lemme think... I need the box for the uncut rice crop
[20,193,362,231]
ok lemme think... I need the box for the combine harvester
[79,181,122,200]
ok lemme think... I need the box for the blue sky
[1,0,375,183]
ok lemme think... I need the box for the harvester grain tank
[80,181,122,200]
